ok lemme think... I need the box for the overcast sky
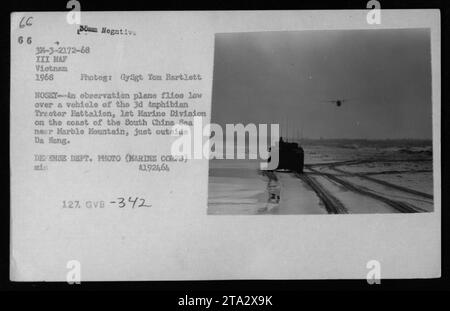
[211,29,432,139]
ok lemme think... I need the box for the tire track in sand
[306,167,425,213]
[294,172,348,214]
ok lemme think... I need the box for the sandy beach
[207,140,433,215]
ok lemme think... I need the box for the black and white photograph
[4,2,445,292]
[208,29,434,215]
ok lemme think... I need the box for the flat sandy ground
[207,141,433,215]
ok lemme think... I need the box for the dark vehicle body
[270,137,304,173]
